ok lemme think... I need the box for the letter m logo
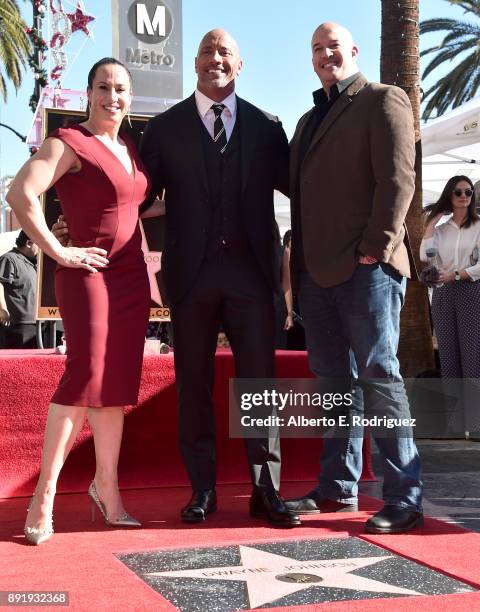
[136,4,166,36]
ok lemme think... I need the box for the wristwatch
[454,269,461,281]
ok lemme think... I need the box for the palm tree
[0,0,31,102]
[420,0,480,121]
[381,0,435,377]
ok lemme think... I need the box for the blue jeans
[298,264,423,511]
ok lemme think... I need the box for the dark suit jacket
[290,73,416,288]
[140,93,289,304]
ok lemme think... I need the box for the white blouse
[420,217,480,281]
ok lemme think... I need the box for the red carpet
[1,484,479,611]
[6,348,448,610]
[0,349,374,499]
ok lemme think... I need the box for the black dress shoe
[250,488,301,527]
[181,489,217,523]
[365,505,424,534]
[284,491,358,515]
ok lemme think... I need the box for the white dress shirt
[194,89,237,142]
[420,217,480,281]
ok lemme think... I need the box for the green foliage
[420,0,480,120]
[448,0,480,16]
[0,0,31,102]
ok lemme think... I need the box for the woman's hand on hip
[55,246,109,273]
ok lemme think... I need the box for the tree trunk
[380,0,435,376]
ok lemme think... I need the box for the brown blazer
[290,73,416,288]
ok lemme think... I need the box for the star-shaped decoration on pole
[66,2,95,36]
[145,545,421,608]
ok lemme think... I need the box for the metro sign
[128,0,173,44]
[136,4,165,36]
[113,0,182,100]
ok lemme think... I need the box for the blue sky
[0,0,469,178]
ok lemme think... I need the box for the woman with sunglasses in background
[420,175,480,379]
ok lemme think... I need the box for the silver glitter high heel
[88,481,141,528]
[24,497,54,545]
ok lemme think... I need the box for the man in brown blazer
[284,22,424,534]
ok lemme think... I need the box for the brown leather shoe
[181,490,217,523]
[284,491,358,515]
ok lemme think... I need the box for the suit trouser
[170,248,280,491]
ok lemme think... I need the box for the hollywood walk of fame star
[141,225,163,306]
[66,2,95,36]
[145,545,421,609]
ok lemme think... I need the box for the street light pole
[0,124,26,143]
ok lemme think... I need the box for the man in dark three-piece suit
[283,22,424,534]
[140,29,299,527]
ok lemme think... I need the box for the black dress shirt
[294,73,360,271]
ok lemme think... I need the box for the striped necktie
[211,103,228,154]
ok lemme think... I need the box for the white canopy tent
[422,97,480,205]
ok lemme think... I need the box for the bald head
[197,29,240,57]
[195,28,243,102]
[312,22,355,48]
[311,22,359,92]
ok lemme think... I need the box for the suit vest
[198,116,251,259]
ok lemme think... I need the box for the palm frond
[449,0,480,17]
[420,44,444,57]
[0,73,6,104]
[441,24,480,44]
[420,1,480,119]
[422,39,478,79]
[422,51,480,120]
[451,55,478,106]
[0,0,30,100]
[466,64,480,98]
[420,17,469,33]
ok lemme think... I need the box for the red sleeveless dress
[50,124,151,407]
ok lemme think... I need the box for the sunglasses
[453,188,473,197]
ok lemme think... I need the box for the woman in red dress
[7,58,158,544]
